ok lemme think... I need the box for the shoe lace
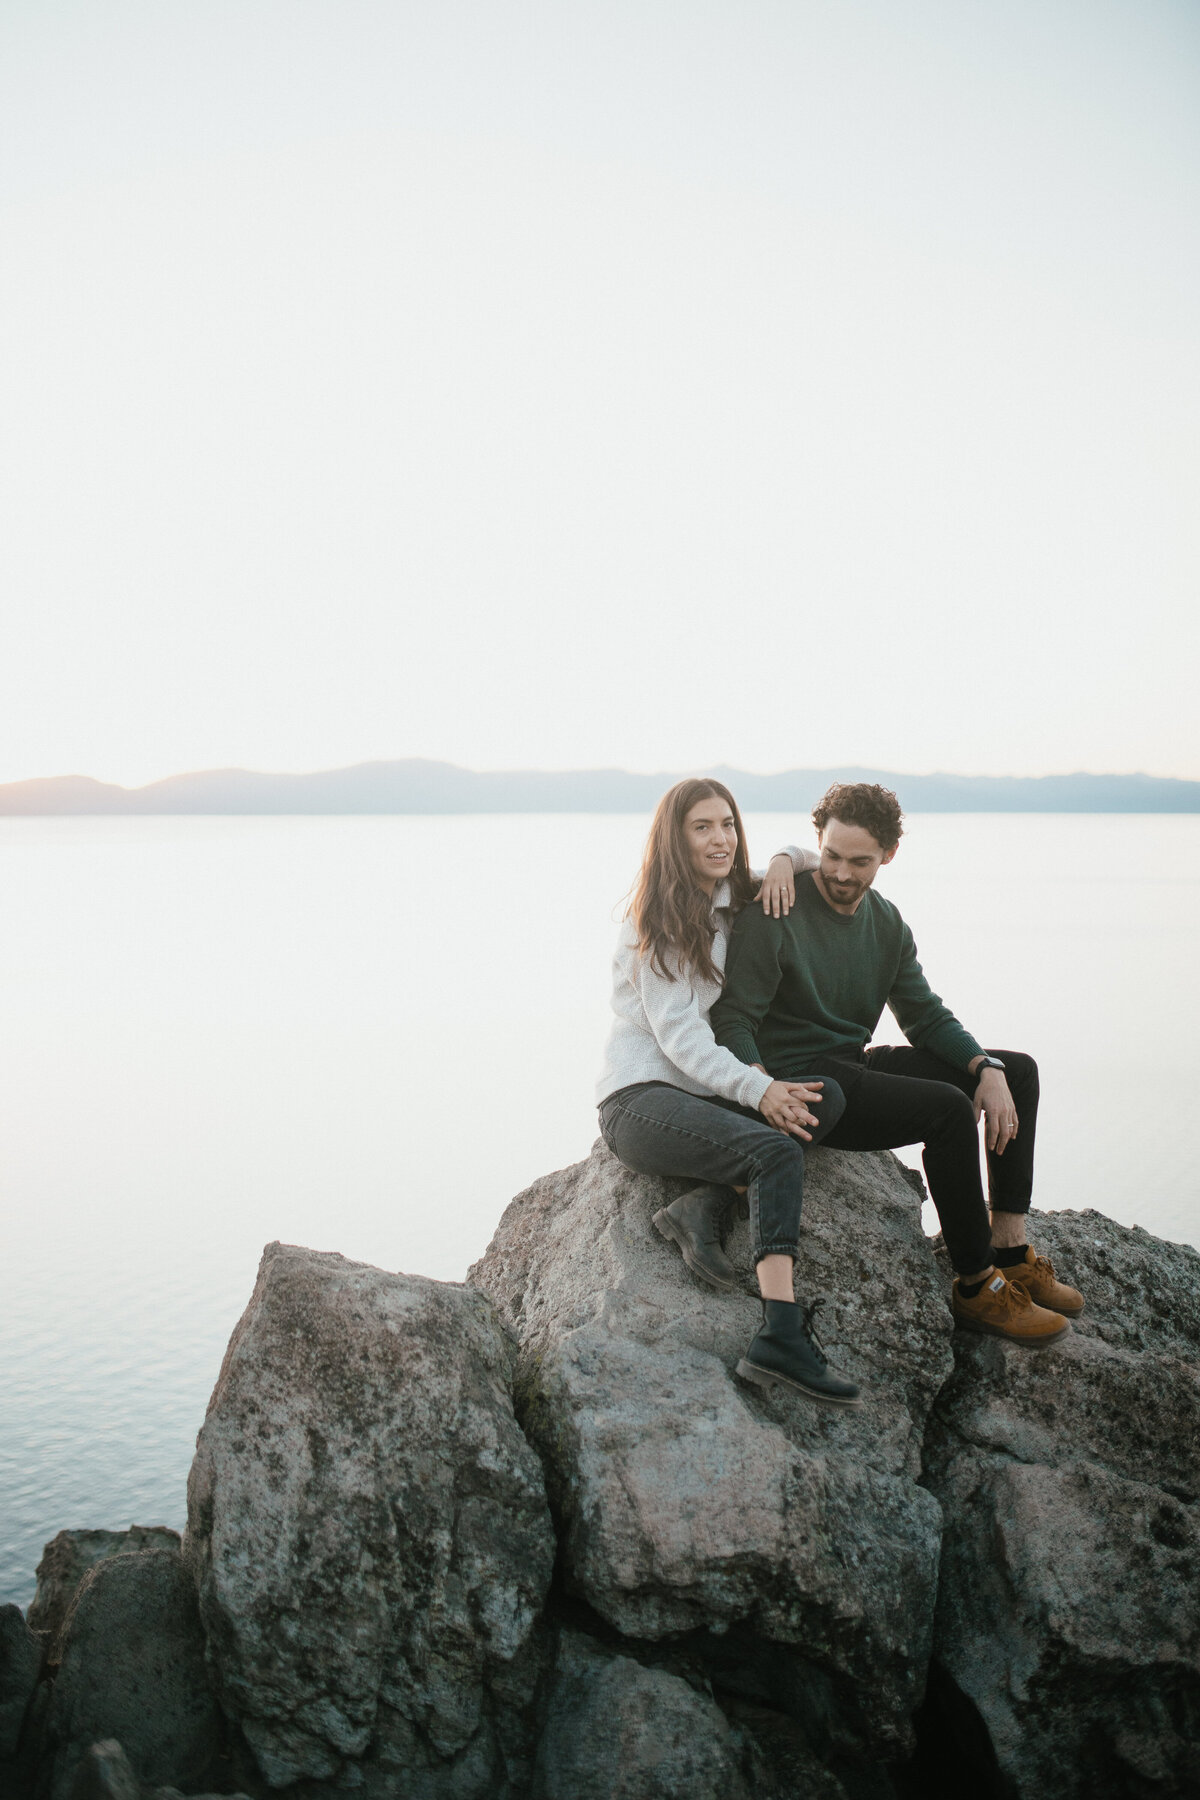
[800,1298,829,1367]
[1002,1277,1034,1310]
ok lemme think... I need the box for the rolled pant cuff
[953,1244,998,1275]
[989,1202,1032,1216]
[755,1241,799,1264]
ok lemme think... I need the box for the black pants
[787,1046,1039,1275]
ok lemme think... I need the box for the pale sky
[2,0,1197,788]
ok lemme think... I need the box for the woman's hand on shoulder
[758,1078,824,1140]
[758,854,795,918]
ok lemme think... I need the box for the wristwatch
[974,1055,1006,1077]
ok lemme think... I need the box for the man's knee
[996,1050,1039,1102]
[931,1082,978,1139]
[811,1077,847,1142]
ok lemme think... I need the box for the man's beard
[823,875,863,903]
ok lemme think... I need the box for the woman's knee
[752,1131,806,1179]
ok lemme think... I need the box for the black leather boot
[736,1298,861,1406]
[653,1185,738,1290]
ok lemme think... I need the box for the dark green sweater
[710,874,984,1075]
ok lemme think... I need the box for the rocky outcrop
[468,1141,952,1759]
[27,1529,182,1662]
[15,1149,1200,1799]
[44,1547,224,1799]
[184,1242,556,1797]
[924,1208,1200,1798]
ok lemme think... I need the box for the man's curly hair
[812,782,904,848]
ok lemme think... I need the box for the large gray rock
[532,1630,749,1800]
[924,1208,1200,1798]
[469,1141,954,1757]
[45,1548,223,1799]
[27,1529,181,1661]
[0,1602,42,1757]
[185,1242,556,1796]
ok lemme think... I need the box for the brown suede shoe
[952,1267,1070,1345]
[1000,1245,1084,1316]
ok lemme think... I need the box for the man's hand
[973,1067,1018,1154]
[759,853,796,917]
[758,1078,824,1141]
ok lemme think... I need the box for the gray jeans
[597,1079,847,1264]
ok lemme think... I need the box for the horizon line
[3,756,1199,791]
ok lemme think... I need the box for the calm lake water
[2,812,1198,1606]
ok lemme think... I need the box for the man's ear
[880,843,899,866]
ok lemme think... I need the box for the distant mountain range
[1,760,1197,814]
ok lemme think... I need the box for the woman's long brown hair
[628,778,755,986]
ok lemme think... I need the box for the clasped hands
[758,1076,825,1141]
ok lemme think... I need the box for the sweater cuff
[738,1065,773,1110]
[936,1028,985,1072]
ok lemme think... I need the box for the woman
[596,777,860,1405]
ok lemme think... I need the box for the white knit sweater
[595,846,819,1111]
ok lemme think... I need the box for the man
[710,781,1083,1344]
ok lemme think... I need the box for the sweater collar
[711,878,735,913]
